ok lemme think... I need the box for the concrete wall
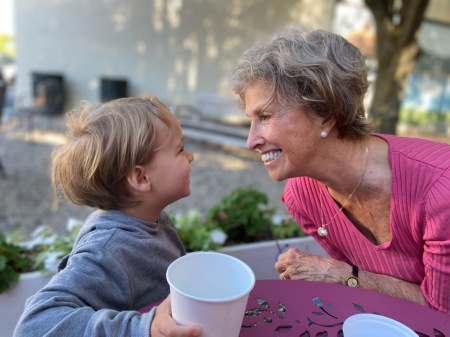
[14,0,334,111]
[0,272,53,337]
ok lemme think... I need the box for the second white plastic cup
[343,313,418,337]
[166,251,256,337]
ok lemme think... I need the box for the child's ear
[126,165,152,192]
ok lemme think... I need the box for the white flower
[31,225,50,238]
[257,203,269,211]
[271,214,285,226]
[173,212,183,222]
[186,209,201,219]
[210,229,227,244]
[21,231,57,250]
[67,218,83,232]
[43,251,63,273]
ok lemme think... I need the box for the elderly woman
[231,29,450,314]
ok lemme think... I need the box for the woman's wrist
[328,259,352,285]
[345,265,359,287]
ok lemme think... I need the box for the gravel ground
[0,114,286,240]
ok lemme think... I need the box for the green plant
[4,218,82,279]
[0,232,33,293]
[170,210,226,252]
[270,214,307,240]
[26,220,82,273]
[205,187,277,244]
[0,34,15,59]
[1,187,305,294]
[171,187,306,249]
[399,107,450,126]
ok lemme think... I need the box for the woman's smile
[261,150,282,164]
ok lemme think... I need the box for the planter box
[220,236,328,279]
[0,272,53,337]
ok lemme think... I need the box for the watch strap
[346,265,359,287]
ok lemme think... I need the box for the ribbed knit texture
[283,134,450,313]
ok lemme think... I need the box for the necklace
[318,145,369,237]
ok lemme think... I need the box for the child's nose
[187,150,194,162]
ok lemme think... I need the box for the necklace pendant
[318,225,328,237]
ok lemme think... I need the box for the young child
[14,97,201,337]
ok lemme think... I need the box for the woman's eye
[260,114,271,121]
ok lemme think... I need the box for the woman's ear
[322,117,336,129]
[320,117,337,136]
[126,165,152,192]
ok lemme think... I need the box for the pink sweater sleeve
[420,168,450,313]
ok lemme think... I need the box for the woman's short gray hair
[232,29,373,139]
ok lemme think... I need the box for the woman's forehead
[244,83,272,109]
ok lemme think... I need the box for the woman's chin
[267,170,286,182]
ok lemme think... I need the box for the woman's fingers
[276,249,332,281]
[275,248,303,275]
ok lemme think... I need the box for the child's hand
[150,295,202,337]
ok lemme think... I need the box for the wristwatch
[346,265,359,288]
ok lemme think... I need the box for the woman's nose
[246,123,262,150]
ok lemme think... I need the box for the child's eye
[179,146,185,153]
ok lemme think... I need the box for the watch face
[347,277,358,287]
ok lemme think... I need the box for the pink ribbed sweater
[283,134,450,313]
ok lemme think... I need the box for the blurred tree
[365,0,429,134]
[0,34,15,60]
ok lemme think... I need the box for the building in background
[11,0,450,128]
[13,0,335,118]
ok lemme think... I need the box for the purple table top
[239,280,449,337]
[139,279,449,336]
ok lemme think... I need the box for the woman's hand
[274,248,347,284]
[275,248,428,307]
[150,295,202,337]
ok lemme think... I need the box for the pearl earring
[320,130,328,138]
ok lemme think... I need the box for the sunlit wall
[14,0,334,111]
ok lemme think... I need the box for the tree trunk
[365,0,429,134]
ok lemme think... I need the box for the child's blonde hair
[52,96,179,210]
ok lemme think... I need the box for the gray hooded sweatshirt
[13,209,186,337]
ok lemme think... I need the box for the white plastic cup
[343,313,418,337]
[166,251,256,337]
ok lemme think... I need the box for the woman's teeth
[261,150,282,163]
